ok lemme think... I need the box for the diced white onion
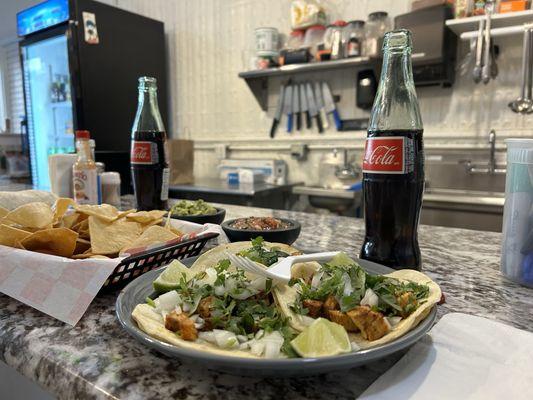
[360,288,379,307]
[311,271,324,288]
[173,305,182,315]
[255,329,265,340]
[224,278,237,293]
[236,335,248,343]
[198,331,216,343]
[350,342,361,352]
[194,321,205,330]
[182,303,191,313]
[250,276,267,291]
[156,291,181,313]
[384,317,391,330]
[196,317,204,324]
[213,329,239,349]
[214,285,225,296]
[230,289,254,300]
[189,314,198,322]
[201,267,217,286]
[342,273,353,296]
[386,316,402,328]
[250,340,265,356]
[238,342,249,350]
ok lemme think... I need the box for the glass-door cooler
[21,31,74,190]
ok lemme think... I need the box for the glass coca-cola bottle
[360,29,424,271]
[131,76,169,211]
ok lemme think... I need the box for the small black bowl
[221,218,301,245]
[170,207,226,225]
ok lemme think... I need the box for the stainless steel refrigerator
[18,0,168,192]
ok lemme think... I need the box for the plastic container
[344,20,365,57]
[303,24,326,58]
[364,11,392,57]
[501,139,533,287]
[285,29,305,50]
[100,171,121,208]
[254,27,279,57]
[329,20,347,60]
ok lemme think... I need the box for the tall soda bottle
[131,77,169,211]
[360,29,424,271]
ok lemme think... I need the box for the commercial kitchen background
[0,0,525,231]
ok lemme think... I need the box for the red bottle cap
[333,20,347,27]
[75,130,90,139]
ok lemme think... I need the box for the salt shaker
[100,172,121,207]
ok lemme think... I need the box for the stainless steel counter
[169,179,301,209]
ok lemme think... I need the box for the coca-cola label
[362,136,414,174]
[131,141,159,165]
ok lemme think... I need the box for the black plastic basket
[101,232,219,292]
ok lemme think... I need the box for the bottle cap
[75,130,90,139]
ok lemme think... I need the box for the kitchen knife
[270,84,285,138]
[283,84,293,133]
[322,81,341,131]
[292,84,301,131]
[306,82,323,133]
[299,83,312,129]
[314,81,329,129]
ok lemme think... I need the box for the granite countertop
[1,201,532,400]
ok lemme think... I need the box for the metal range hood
[395,5,458,87]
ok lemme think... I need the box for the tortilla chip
[4,202,54,229]
[126,210,168,224]
[74,237,91,255]
[123,225,179,252]
[61,212,80,229]
[20,227,78,258]
[72,218,89,233]
[88,216,142,255]
[0,224,32,248]
[74,204,122,222]
[0,206,9,218]
[53,198,75,222]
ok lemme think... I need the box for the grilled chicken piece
[323,295,339,312]
[198,296,214,319]
[397,292,418,317]
[303,299,323,318]
[327,310,359,332]
[165,311,189,332]
[179,317,198,341]
[347,306,390,341]
[164,311,198,341]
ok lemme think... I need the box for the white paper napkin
[360,313,533,400]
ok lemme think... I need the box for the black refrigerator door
[72,0,167,193]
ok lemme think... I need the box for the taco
[131,239,303,359]
[273,253,441,350]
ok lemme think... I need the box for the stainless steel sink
[293,186,362,214]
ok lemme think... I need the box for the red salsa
[229,217,291,230]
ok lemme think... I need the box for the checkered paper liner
[0,219,226,326]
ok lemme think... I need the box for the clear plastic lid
[506,139,533,164]
[100,171,121,185]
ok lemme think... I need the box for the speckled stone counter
[1,200,532,400]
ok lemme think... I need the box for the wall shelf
[238,57,378,111]
[446,10,533,39]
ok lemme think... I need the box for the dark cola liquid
[360,129,424,270]
[131,130,169,211]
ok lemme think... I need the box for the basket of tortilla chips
[0,195,220,291]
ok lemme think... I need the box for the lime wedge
[153,260,191,293]
[291,318,351,358]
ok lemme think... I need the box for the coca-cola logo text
[363,137,406,174]
[131,141,158,165]
[364,145,400,166]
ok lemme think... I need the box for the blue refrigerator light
[17,0,69,37]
